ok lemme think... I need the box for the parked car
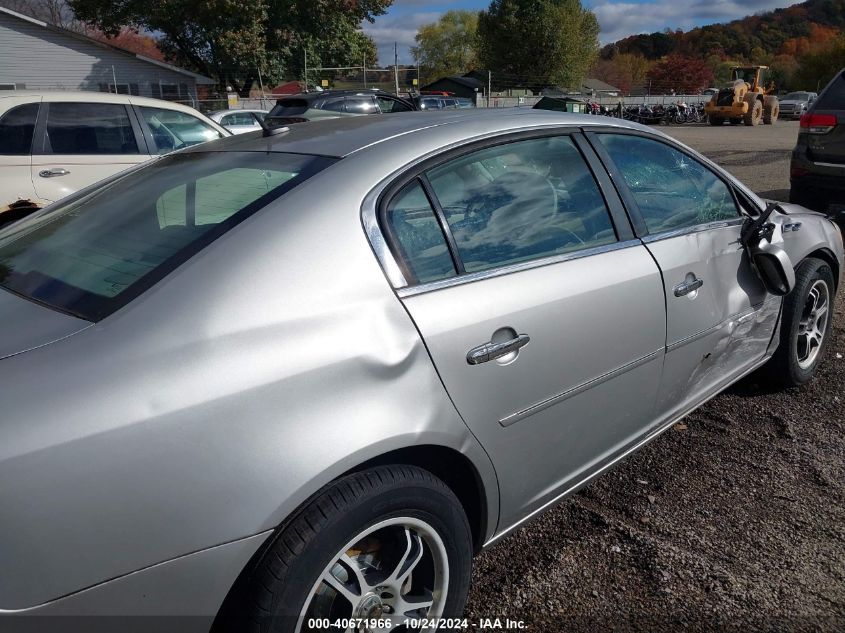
[265,89,416,125]
[0,91,229,227]
[1,110,841,632]
[208,109,269,134]
[790,69,845,218]
[778,91,817,120]
[416,95,460,110]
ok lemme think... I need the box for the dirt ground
[464,120,845,632]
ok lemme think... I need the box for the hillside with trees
[595,0,845,93]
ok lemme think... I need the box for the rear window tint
[46,102,139,155]
[270,99,309,116]
[0,152,334,321]
[815,72,845,110]
[0,102,39,155]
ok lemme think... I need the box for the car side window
[384,181,456,284]
[378,97,413,113]
[596,134,740,233]
[0,102,39,155]
[320,98,346,113]
[425,136,617,273]
[346,97,378,114]
[45,102,139,155]
[222,112,254,126]
[139,106,224,155]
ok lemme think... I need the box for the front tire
[227,465,473,633]
[766,258,836,388]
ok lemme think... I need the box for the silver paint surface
[1,110,841,618]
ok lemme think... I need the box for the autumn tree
[412,10,478,81]
[477,0,599,92]
[68,0,389,94]
[646,54,715,94]
[794,35,845,91]
[591,53,652,94]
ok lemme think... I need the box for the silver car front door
[382,134,667,532]
[591,132,778,421]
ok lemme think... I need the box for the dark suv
[266,90,416,125]
[790,69,845,220]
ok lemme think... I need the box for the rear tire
[221,465,473,633]
[730,117,743,125]
[763,101,779,124]
[765,258,835,388]
[709,116,724,126]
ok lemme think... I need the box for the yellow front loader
[705,66,779,126]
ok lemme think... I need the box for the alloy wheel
[297,517,449,633]
[796,279,830,369]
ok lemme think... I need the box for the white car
[0,91,229,226]
[208,109,268,134]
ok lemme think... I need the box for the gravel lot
[464,120,845,631]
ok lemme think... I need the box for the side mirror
[741,204,796,296]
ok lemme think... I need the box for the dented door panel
[644,222,776,414]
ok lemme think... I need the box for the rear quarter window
[814,71,845,110]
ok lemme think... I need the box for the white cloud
[591,0,796,44]
[362,11,443,65]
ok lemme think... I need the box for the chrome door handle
[467,334,530,365]
[674,277,704,297]
[39,168,70,178]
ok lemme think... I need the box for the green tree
[411,10,478,81]
[477,0,599,92]
[68,0,390,94]
[794,35,845,90]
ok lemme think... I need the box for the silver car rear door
[379,132,666,533]
[588,131,778,422]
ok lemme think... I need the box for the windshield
[0,151,334,321]
[784,92,810,101]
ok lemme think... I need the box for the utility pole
[363,55,367,89]
[487,70,491,108]
[394,42,400,94]
[256,58,266,108]
[304,48,308,92]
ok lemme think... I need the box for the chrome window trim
[812,161,845,169]
[640,217,744,244]
[360,122,637,292]
[397,239,641,298]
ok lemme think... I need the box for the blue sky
[362,0,797,65]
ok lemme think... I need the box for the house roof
[0,7,215,84]
[579,78,621,93]
[422,75,485,91]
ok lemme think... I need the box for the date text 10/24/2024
[307,618,528,629]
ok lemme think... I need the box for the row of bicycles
[583,101,710,125]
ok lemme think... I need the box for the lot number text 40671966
[307,617,527,629]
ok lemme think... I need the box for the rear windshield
[815,72,845,110]
[0,151,334,321]
[270,99,310,116]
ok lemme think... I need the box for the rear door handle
[674,277,704,297]
[467,334,530,365]
[39,168,70,178]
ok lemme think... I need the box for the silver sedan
[0,110,841,632]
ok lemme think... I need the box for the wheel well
[350,445,488,553]
[805,248,840,289]
[210,445,490,629]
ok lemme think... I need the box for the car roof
[0,90,212,115]
[183,108,663,159]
